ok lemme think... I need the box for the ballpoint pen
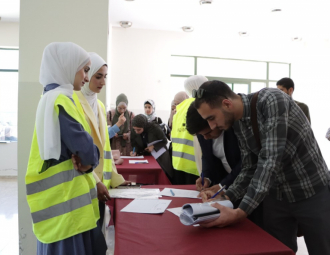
[201,172,204,189]
[170,189,175,196]
[210,185,226,199]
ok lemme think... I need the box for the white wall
[110,27,330,167]
[0,22,19,175]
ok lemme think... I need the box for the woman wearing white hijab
[144,99,162,124]
[73,52,130,226]
[25,42,107,255]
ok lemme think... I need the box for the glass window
[268,81,277,88]
[0,49,19,70]
[170,56,194,76]
[269,63,290,81]
[233,84,249,94]
[0,72,18,141]
[251,82,266,93]
[197,58,267,80]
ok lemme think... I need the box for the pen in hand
[210,185,226,199]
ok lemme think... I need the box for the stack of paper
[121,156,144,159]
[160,188,201,199]
[121,199,172,214]
[109,188,160,199]
[179,200,233,226]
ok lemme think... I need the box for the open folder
[179,200,233,226]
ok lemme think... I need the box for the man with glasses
[193,80,330,255]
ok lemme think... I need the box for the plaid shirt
[226,88,329,215]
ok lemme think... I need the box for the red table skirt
[114,185,294,255]
[115,155,171,185]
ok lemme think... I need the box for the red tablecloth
[115,155,171,185]
[114,185,294,255]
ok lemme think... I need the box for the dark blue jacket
[197,127,241,188]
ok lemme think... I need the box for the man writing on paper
[194,80,330,255]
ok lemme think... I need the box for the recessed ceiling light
[291,37,302,41]
[182,26,194,32]
[119,21,132,28]
[200,0,212,4]
[239,32,249,37]
[271,9,282,12]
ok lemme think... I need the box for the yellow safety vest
[72,93,112,189]
[25,94,99,244]
[171,98,199,176]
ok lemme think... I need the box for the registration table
[114,185,294,255]
[115,155,171,185]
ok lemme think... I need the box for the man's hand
[145,145,154,152]
[123,133,129,140]
[96,182,111,203]
[196,177,210,191]
[130,151,137,156]
[116,113,126,127]
[200,205,247,228]
[72,154,92,172]
[114,133,119,138]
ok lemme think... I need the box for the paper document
[121,156,144,159]
[179,200,233,226]
[147,139,163,146]
[121,199,172,214]
[167,207,182,217]
[129,160,148,164]
[151,147,166,159]
[160,188,201,199]
[109,188,161,199]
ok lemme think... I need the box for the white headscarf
[81,52,107,125]
[36,42,90,160]
[184,75,208,97]
[144,99,157,122]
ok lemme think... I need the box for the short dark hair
[194,80,236,109]
[186,102,209,135]
[276,77,294,91]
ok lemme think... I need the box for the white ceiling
[1,0,330,40]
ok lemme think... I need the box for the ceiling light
[271,9,282,12]
[291,37,302,41]
[182,26,194,32]
[200,0,213,4]
[238,32,249,37]
[119,21,132,28]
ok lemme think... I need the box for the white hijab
[184,75,208,97]
[144,99,157,122]
[36,42,90,160]
[81,52,107,126]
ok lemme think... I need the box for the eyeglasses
[192,88,228,99]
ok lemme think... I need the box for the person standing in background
[107,93,135,156]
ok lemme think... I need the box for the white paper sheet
[109,188,161,199]
[129,160,149,164]
[151,147,166,159]
[121,199,172,214]
[166,207,182,217]
[120,156,144,159]
[160,188,201,199]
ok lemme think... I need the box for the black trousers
[263,183,330,255]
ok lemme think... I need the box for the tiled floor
[0,177,309,255]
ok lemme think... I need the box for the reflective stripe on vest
[104,150,112,160]
[171,98,199,176]
[26,169,81,195]
[172,138,194,147]
[103,171,112,180]
[31,188,97,224]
